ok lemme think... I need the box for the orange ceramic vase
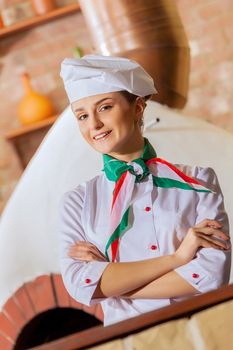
[18,73,54,125]
[0,15,4,28]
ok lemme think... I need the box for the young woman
[59,54,231,326]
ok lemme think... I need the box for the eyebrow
[73,97,114,113]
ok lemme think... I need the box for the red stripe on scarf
[111,237,119,262]
[111,171,128,211]
[147,157,203,186]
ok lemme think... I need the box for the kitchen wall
[0,0,232,213]
[0,0,92,213]
[177,0,233,130]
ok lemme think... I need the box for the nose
[89,113,104,130]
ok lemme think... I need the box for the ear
[135,97,146,121]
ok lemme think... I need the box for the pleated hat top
[60,54,157,103]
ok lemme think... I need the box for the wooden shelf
[0,3,80,39]
[5,115,58,140]
[5,115,59,168]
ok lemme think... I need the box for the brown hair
[119,90,149,130]
[119,90,152,104]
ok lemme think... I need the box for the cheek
[121,115,136,131]
[114,110,134,126]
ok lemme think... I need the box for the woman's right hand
[68,241,107,262]
[174,219,230,266]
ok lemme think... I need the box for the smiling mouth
[93,130,112,141]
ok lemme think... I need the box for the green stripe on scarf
[105,208,130,262]
[152,177,210,192]
[103,138,156,183]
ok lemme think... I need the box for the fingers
[68,241,107,261]
[76,252,106,262]
[69,241,98,254]
[194,227,229,240]
[69,243,98,255]
[193,219,230,250]
[199,237,227,250]
[193,220,230,250]
[69,248,106,261]
[194,219,222,229]
[197,233,230,250]
[70,241,97,249]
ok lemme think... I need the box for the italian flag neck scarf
[102,137,213,262]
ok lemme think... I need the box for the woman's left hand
[68,241,107,262]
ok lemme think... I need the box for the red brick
[52,274,70,308]
[197,2,226,21]
[175,0,201,10]
[3,297,26,330]
[24,275,56,314]
[190,53,210,72]
[0,312,18,341]
[28,64,47,77]
[69,296,83,310]
[0,333,14,350]
[189,70,208,89]
[177,7,197,28]
[208,44,233,66]
[12,285,35,322]
[82,304,97,317]
[94,304,104,322]
[221,13,233,43]
[27,43,54,62]
[200,22,227,53]
[8,30,43,51]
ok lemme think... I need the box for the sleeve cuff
[76,261,110,306]
[174,258,214,294]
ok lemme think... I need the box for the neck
[108,137,145,162]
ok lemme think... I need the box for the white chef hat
[60,54,157,103]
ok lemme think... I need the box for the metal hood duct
[79,0,190,108]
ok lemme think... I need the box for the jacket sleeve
[174,166,231,293]
[58,186,110,306]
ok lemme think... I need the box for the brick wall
[176,0,233,130]
[0,0,233,213]
[0,1,92,213]
[0,274,103,349]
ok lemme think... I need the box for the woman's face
[71,92,145,157]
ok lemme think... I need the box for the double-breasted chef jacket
[59,163,231,326]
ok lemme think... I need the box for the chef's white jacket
[59,164,231,326]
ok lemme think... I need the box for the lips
[93,130,112,140]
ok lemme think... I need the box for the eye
[99,104,113,112]
[77,114,88,121]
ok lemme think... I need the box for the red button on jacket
[85,278,91,284]
[192,273,199,279]
[150,245,157,250]
[145,206,151,212]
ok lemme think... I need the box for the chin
[94,144,115,155]
[89,137,115,154]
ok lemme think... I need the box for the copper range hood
[79,0,190,109]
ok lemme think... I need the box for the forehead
[71,91,123,111]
